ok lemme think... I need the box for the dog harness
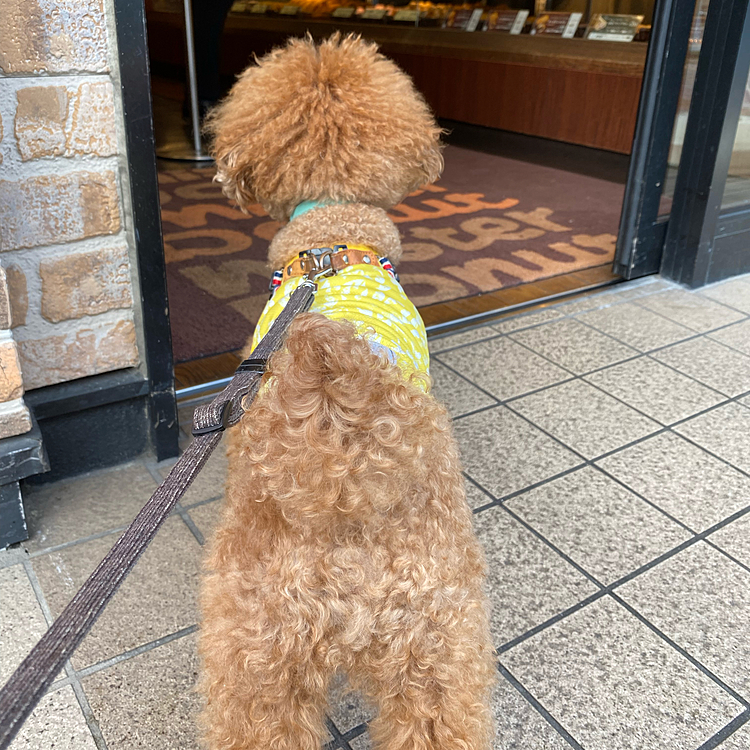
[253,243,430,381]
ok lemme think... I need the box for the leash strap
[0,280,317,750]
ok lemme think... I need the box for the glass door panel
[721,69,750,209]
[658,0,709,216]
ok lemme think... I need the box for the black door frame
[616,0,750,286]
[614,0,696,279]
[114,0,180,461]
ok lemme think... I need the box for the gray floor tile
[428,326,499,354]
[187,498,223,542]
[327,674,375,733]
[83,632,201,750]
[709,513,750,569]
[23,463,158,552]
[577,301,694,352]
[9,686,96,750]
[510,379,660,459]
[490,306,564,334]
[597,432,750,532]
[652,337,750,397]
[158,441,228,508]
[554,293,628,316]
[675,402,750,474]
[491,676,570,750]
[585,356,725,425]
[0,565,48,684]
[430,360,497,418]
[717,720,750,749]
[349,733,372,750]
[454,407,582,499]
[501,596,743,750]
[618,542,750,697]
[710,318,750,357]
[510,318,639,374]
[33,517,203,669]
[636,288,746,333]
[699,275,750,315]
[437,337,570,401]
[473,506,597,645]
[505,467,691,585]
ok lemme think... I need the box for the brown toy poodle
[198,33,496,750]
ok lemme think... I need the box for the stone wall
[0,0,141,404]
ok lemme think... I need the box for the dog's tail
[229,312,467,531]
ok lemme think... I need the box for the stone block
[0,400,32,440]
[0,0,109,75]
[0,341,24,402]
[41,246,133,322]
[17,318,138,389]
[15,81,117,161]
[5,265,28,328]
[0,171,120,252]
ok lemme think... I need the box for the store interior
[145,0,658,386]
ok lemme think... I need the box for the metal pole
[184,0,203,156]
[155,0,213,161]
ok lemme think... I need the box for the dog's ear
[205,33,444,221]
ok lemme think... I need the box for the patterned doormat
[160,145,624,362]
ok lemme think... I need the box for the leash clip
[305,249,336,282]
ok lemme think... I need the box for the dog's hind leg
[199,571,333,750]
[352,604,496,750]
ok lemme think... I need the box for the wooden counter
[147,10,647,153]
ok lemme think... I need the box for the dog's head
[206,33,443,222]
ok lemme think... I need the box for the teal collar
[290,200,344,221]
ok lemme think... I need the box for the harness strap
[0,279,318,750]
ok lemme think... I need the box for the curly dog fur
[199,34,496,750]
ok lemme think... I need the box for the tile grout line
[486,492,750,656]
[505,332,735,433]
[341,723,368,744]
[498,503,604,589]
[592,461,750,574]
[25,490,225,561]
[497,662,585,750]
[703,538,750,577]
[576,300,750,362]
[22,560,109,750]
[471,468,750,707]
[609,593,750,709]
[173,503,206,546]
[628,288,750,329]
[696,709,750,750]
[74,625,200,682]
[496,591,607,656]
[324,717,354,750]
[434,352,577,414]
[589,462,701,536]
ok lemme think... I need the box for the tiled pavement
[2,272,750,749]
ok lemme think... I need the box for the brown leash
[0,277,321,750]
